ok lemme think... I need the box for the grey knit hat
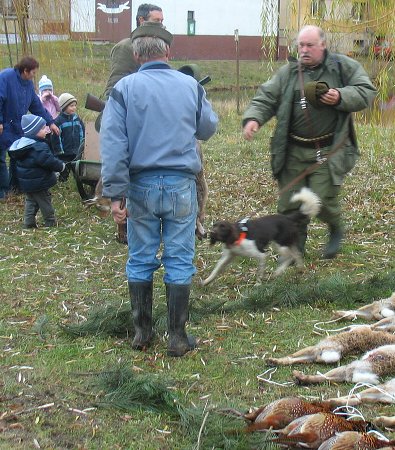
[21,114,46,138]
[59,92,77,111]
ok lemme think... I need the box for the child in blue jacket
[51,93,85,181]
[8,114,65,228]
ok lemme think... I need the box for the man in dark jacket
[243,25,376,259]
[102,3,163,98]
[0,56,59,198]
[8,114,65,228]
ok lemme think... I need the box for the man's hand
[320,88,341,106]
[111,199,128,224]
[49,123,60,136]
[0,124,3,135]
[243,120,260,141]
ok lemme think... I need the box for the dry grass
[0,52,394,448]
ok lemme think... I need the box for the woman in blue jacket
[0,56,59,198]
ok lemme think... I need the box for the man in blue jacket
[0,56,59,199]
[100,23,218,357]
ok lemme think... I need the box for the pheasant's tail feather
[270,432,316,445]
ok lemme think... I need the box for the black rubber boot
[128,281,154,350]
[323,225,344,259]
[166,283,196,357]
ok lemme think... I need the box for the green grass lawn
[1,46,395,449]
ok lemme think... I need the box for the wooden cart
[71,122,101,200]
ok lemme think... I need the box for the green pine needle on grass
[60,295,227,338]
[59,271,394,338]
[95,366,185,417]
[59,303,133,337]
[93,365,281,449]
[226,271,395,313]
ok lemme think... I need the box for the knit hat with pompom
[38,75,53,92]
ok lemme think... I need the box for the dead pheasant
[237,397,334,432]
[317,431,395,450]
[271,412,373,449]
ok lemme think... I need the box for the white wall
[131,0,267,36]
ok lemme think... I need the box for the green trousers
[277,146,342,228]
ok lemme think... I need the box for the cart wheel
[75,177,97,200]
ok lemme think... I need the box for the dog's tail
[290,187,321,218]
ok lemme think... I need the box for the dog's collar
[235,218,249,245]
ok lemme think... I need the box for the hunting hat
[38,75,53,92]
[304,81,329,108]
[131,22,173,46]
[59,93,77,111]
[21,114,46,138]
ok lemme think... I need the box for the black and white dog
[202,188,321,286]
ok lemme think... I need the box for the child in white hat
[38,75,60,119]
[51,93,85,182]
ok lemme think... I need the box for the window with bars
[187,10,195,35]
[311,0,326,18]
[1,0,29,18]
[0,0,16,17]
[351,2,366,22]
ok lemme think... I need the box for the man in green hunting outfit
[103,4,163,98]
[243,25,376,259]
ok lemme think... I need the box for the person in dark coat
[0,56,60,198]
[8,114,65,228]
[102,3,164,98]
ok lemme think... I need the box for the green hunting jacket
[103,37,139,98]
[243,51,377,185]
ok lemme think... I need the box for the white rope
[368,429,390,441]
[256,367,294,387]
[313,313,362,333]
[347,381,395,402]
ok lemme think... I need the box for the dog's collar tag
[238,217,249,232]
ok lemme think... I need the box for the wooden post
[234,29,240,115]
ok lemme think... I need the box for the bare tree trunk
[14,0,29,56]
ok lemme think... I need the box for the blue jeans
[126,175,197,284]
[0,147,9,199]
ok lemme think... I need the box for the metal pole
[234,29,240,115]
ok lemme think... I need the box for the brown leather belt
[289,135,334,148]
